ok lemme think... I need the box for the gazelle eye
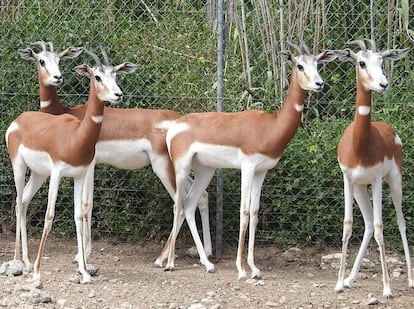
[359,61,366,69]
[297,64,304,72]
[95,75,102,82]
[39,59,46,67]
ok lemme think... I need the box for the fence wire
[0,1,413,252]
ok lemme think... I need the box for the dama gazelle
[15,42,83,268]
[6,47,137,283]
[18,41,84,114]
[163,41,337,278]
[16,41,211,270]
[333,40,412,298]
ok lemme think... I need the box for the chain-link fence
[1,1,413,253]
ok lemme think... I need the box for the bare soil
[1,237,413,308]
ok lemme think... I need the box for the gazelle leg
[32,171,61,283]
[371,180,392,298]
[182,166,215,272]
[73,175,91,284]
[236,166,255,281]
[343,184,373,288]
[336,176,354,293]
[186,177,211,257]
[20,173,48,269]
[154,176,211,268]
[153,209,186,268]
[247,170,267,279]
[165,159,191,272]
[387,173,413,288]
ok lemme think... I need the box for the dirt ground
[1,237,413,309]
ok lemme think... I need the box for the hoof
[164,266,175,272]
[86,264,99,276]
[153,260,163,268]
[207,268,216,274]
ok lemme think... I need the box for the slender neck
[275,69,307,141]
[76,81,105,150]
[38,69,69,115]
[353,69,372,149]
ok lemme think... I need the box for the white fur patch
[95,139,152,168]
[339,157,397,184]
[395,134,402,146]
[40,100,51,108]
[189,142,280,171]
[5,121,19,147]
[358,106,371,116]
[166,122,191,151]
[295,104,304,112]
[91,115,103,123]
[155,120,177,130]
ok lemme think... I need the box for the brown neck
[275,69,307,143]
[76,81,105,154]
[353,69,372,150]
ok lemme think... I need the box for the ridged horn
[84,47,102,66]
[346,39,367,51]
[31,41,48,52]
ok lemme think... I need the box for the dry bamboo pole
[261,0,280,100]
[234,0,253,107]
[279,0,286,105]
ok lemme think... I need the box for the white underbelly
[339,158,396,184]
[20,146,88,178]
[95,139,152,169]
[190,142,280,171]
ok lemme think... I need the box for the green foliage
[1,1,413,251]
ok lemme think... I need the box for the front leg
[372,180,392,298]
[335,176,353,293]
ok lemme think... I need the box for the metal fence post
[215,0,225,260]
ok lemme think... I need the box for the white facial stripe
[91,115,103,123]
[40,100,51,108]
[294,104,304,112]
[358,106,370,116]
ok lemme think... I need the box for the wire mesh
[0,0,413,251]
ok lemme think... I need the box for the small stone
[265,301,279,307]
[282,247,303,261]
[187,246,199,258]
[56,299,67,308]
[366,297,378,305]
[20,288,52,304]
[188,304,206,309]
[0,260,25,276]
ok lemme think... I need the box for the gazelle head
[281,40,338,92]
[74,46,138,103]
[335,39,410,92]
[18,41,83,86]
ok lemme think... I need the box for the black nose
[115,93,123,100]
[316,81,324,88]
[54,76,63,82]
[380,82,388,89]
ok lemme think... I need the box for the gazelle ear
[18,48,38,62]
[381,48,410,61]
[316,50,338,63]
[74,64,92,78]
[59,47,84,60]
[114,62,138,74]
[333,48,357,63]
[280,50,296,66]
